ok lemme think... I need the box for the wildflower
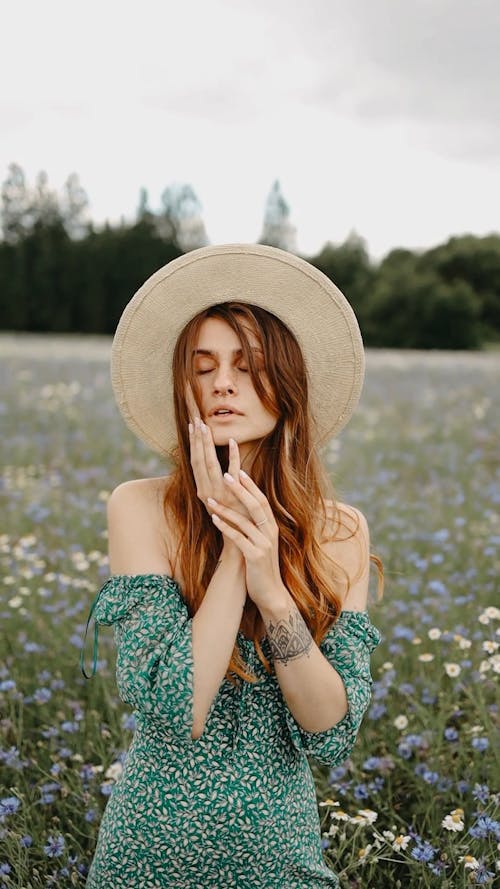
[352,809,378,825]
[418,653,434,662]
[473,863,495,884]
[428,628,441,640]
[444,663,461,677]
[471,737,489,752]
[472,784,490,804]
[393,715,409,730]
[482,640,499,654]
[392,834,411,851]
[331,809,350,821]
[357,845,372,860]
[411,840,437,863]
[7,595,23,608]
[444,727,459,741]
[459,855,479,870]
[43,834,65,857]
[319,799,338,807]
[105,761,123,781]
[442,808,465,832]
[490,655,500,674]
[0,796,20,821]
[468,816,500,840]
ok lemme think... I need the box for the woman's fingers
[221,472,277,531]
[228,436,240,480]
[207,497,264,546]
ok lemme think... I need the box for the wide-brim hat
[111,243,365,456]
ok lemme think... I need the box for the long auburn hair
[163,301,383,685]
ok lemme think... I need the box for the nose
[212,362,238,393]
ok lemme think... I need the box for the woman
[81,244,382,888]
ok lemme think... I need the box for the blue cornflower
[399,682,415,695]
[0,796,20,820]
[43,834,65,857]
[428,579,448,596]
[24,641,43,653]
[84,809,97,823]
[80,764,95,782]
[60,721,79,733]
[329,765,347,782]
[0,680,16,692]
[33,687,52,703]
[469,816,500,840]
[58,747,73,759]
[19,835,33,847]
[411,841,437,863]
[353,784,370,801]
[444,727,459,741]
[474,864,495,885]
[472,784,490,804]
[428,860,447,876]
[363,757,382,771]
[456,780,469,795]
[368,703,386,720]
[0,863,11,875]
[471,737,489,752]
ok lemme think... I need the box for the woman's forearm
[191,542,246,738]
[259,587,349,732]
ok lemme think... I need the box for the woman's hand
[185,382,252,524]
[205,469,287,610]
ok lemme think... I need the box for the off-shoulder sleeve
[280,610,381,767]
[80,574,201,745]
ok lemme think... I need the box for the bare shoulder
[106,476,174,575]
[320,499,370,611]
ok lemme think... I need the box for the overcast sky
[2,0,499,258]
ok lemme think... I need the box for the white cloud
[1,0,499,258]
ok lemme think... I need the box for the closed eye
[196,366,249,374]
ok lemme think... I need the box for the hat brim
[111,243,365,456]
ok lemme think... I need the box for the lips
[208,406,243,417]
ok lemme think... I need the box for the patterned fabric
[81,574,381,888]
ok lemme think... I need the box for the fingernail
[239,469,248,478]
[201,422,207,434]
[229,437,236,447]
[223,472,234,483]
[194,416,200,428]
[207,497,217,505]
[188,422,193,434]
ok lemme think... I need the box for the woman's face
[192,317,278,460]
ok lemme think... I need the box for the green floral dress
[81,574,381,888]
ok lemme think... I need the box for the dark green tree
[308,232,375,323]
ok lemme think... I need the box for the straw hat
[111,243,364,456]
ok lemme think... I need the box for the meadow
[0,333,499,888]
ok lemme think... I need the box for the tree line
[1,165,498,349]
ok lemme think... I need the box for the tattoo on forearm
[265,605,313,665]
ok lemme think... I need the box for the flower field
[0,334,499,887]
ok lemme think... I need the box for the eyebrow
[193,347,263,357]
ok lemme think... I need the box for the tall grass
[1,336,499,887]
